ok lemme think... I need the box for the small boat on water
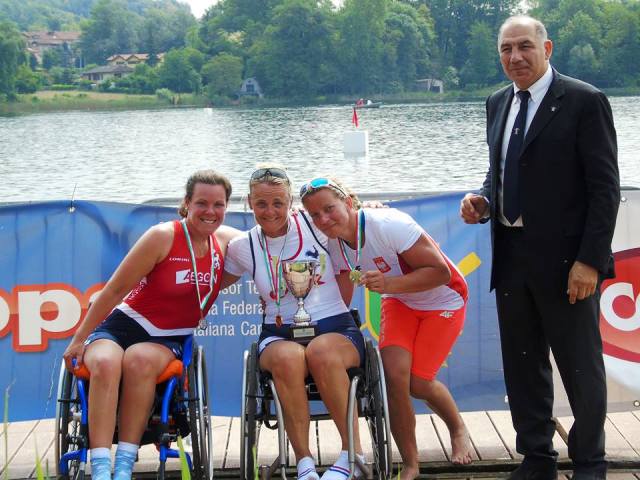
[354,101,382,109]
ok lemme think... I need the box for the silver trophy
[282,260,319,344]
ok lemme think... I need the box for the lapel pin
[551,106,557,112]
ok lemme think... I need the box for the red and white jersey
[328,208,467,311]
[117,220,224,336]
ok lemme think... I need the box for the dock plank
[225,417,241,469]
[6,420,54,480]
[431,414,480,462]
[557,416,638,459]
[461,411,510,460]
[486,410,520,460]
[317,419,343,466]
[608,411,640,456]
[211,416,231,470]
[415,414,447,463]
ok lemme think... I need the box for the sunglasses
[250,167,290,184]
[299,178,348,199]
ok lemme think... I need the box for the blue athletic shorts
[85,309,188,359]
[258,311,365,365]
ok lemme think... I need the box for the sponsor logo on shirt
[169,257,191,262]
[175,269,213,285]
[373,257,391,273]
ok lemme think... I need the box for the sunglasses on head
[299,178,348,199]
[250,167,290,184]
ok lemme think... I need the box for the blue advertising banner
[0,194,501,421]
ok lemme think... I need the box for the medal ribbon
[338,209,364,272]
[258,214,303,319]
[181,220,216,328]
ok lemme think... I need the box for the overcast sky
[181,0,216,17]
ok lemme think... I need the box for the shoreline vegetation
[2,86,640,116]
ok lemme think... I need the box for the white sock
[320,450,366,479]
[297,456,320,480]
[90,447,111,459]
[116,441,139,454]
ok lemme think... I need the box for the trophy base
[291,324,317,345]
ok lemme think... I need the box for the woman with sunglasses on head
[222,165,367,480]
[300,178,473,480]
[62,170,239,480]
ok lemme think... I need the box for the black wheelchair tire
[240,342,259,480]
[55,364,87,480]
[188,345,213,480]
[365,340,390,480]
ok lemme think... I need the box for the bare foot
[450,428,474,465]
[398,464,419,480]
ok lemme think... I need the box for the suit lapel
[522,71,565,151]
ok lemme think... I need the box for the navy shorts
[258,311,365,365]
[85,309,188,359]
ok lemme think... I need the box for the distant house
[238,78,263,98]
[415,78,444,94]
[81,65,134,83]
[106,53,165,66]
[23,31,82,67]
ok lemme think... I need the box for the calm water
[1,98,639,203]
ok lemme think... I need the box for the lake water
[1,97,639,204]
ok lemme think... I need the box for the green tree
[423,0,517,71]
[80,0,140,64]
[460,21,498,87]
[0,20,26,100]
[42,48,62,69]
[157,48,201,93]
[202,52,244,97]
[381,2,436,92]
[15,64,40,93]
[247,0,337,97]
[337,0,387,94]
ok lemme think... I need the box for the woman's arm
[335,270,356,307]
[63,224,173,369]
[360,233,451,294]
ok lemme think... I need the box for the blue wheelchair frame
[58,336,196,476]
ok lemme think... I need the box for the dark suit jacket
[481,69,620,291]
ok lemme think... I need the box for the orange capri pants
[379,297,466,381]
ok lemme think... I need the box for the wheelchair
[239,333,392,480]
[54,336,213,480]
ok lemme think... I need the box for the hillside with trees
[1,0,639,103]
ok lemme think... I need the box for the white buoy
[343,130,369,155]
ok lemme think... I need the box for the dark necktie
[503,90,530,224]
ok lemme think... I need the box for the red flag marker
[352,107,359,128]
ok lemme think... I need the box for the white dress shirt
[497,65,553,226]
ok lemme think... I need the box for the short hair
[498,15,548,48]
[249,162,292,197]
[178,169,232,218]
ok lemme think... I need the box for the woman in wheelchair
[301,178,474,480]
[62,170,239,480]
[222,165,368,480]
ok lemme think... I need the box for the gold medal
[275,314,283,327]
[349,269,362,283]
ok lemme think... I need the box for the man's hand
[460,193,489,224]
[567,261,598,304]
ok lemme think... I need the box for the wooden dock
[2,411,639,479]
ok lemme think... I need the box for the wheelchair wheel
[55,363,87,480]
[239,342,259,480]
[188,345,213,480]
[364,340,391,480]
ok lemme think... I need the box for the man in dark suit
[460,15,619,480]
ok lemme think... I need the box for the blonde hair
[249,162,292,197]
[178,170,232,218]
